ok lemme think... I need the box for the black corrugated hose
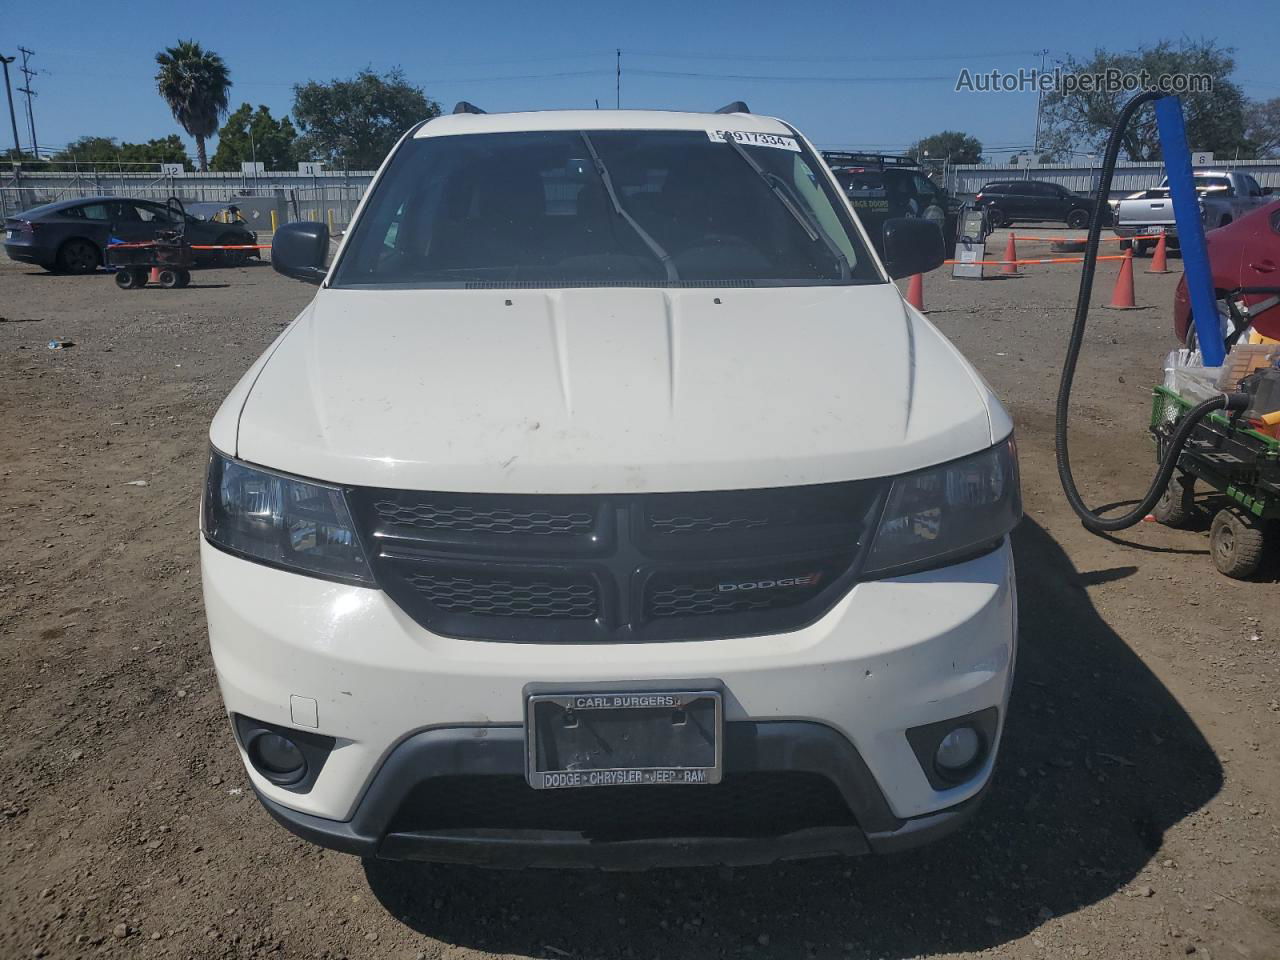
[1054,90,1249,532]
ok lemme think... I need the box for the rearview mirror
[272,221,330,284]
[881,217,945,280]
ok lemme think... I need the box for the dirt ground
[1,233,1277,960]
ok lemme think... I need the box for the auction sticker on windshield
[707,129,801,151]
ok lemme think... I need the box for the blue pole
[1154,96,1224,367]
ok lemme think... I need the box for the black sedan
[4,196,258,273]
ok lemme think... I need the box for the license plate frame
[525,690,723,790]
[1140,225,1166,235]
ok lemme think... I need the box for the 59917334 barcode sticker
[706,129,801,151]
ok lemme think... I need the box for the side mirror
[881,217,945,280]
[1261,187,1274,196]
[272,221,330,284]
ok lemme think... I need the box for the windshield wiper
[580,132,678,282]
[720,135,851,280]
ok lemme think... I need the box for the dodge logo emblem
[717,573,822,593]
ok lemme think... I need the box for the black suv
[822,152,957,253]
[973,180,1105,229]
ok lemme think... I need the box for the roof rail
[715,101,750,114]
[453,101,486,115]
[821,151,920,169]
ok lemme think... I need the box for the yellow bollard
[327,209,334,232]
[270,209,278,232]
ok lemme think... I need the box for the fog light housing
[252,733,306,782]
[935,726,981,772]
[905,707,999,790]
[232,714,334,793]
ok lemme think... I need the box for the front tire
[55,238,101,274]
[1152,474,1195,527]
[219,234,248,267]
[987,206,1008,228]
[1210,507,1265,579]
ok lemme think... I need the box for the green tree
[1040,40,1249,161]
[212,103,299,171]
[155,39,232,172]
[906,131,983,164]
[1244,97,1280,158]
[292,68,439,168]
[49,135,191,169]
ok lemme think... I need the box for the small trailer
[105,197,195,289]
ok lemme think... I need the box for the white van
[200,104,1020,868]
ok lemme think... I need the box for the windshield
[331,129,881,288]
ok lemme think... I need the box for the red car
[1175,200,1280,346]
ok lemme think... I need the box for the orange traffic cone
[149,267,162,284]
[1145,234,1170,274]
[1104,248,1139,309]
[1001,233,1020,275]
[905,273,925,311]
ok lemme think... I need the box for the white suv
[201,104,1019,869]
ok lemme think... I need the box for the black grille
[374,499,594,536]
[649,513,770,535]
[405,572,598,619]
[349,481,883,643]
[388,773,855,841]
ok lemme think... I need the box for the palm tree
[154,40,231,172]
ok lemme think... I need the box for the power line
[16,46,36,157]
[626,48,1037,64]
[630,68,955,84]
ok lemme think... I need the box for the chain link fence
[1,167,373,237]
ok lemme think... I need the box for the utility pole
[1,55,20,159]
[1032,48,1048,160]
[615,49,620,109]
[17,46,36,159]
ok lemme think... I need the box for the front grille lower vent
[349,481,883,643]
[405,572,598,620]
[388,772,855,841]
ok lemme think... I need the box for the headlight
[202,450,374,585]
[863,437,1020,578]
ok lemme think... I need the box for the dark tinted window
[78,203,113,221]
[333,130,879,288]
[835,169,886,198]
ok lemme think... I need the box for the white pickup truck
[1113,170,1272,253]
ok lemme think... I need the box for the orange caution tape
[107,242,271,250]
[188,244,272,250]
[1010,234,1127,243]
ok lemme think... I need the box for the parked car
[3,196,258,273]
[1174,199,1280,346]
[1114,171,1272,255]
[973,179,1105,229]
[822,152,959,252]
[203,104,1019,869]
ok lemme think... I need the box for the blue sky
[5,0,1277,164]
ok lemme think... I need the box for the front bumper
[251,722,990,868]
[1113,225,1177,240]
[202,536,1016,864]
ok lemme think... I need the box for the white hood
[224,284,1007,493]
